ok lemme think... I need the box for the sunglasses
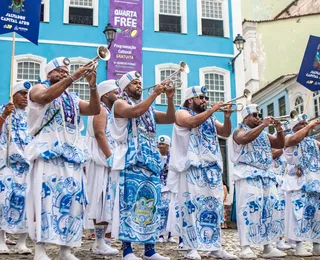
[197,95,209,101]
[55,68,70,76]
[252,112,262,118]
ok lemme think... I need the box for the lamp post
[103,23,116,49]
[229,34,246,72]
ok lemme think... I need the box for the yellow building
[242,0,320,91]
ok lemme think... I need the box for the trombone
[270,109,298,125]
[218,89,252,112]
[143,61,190,93]
[78,46,111,81]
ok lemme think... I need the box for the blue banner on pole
[0,0,41,45]
[297,35,320,91]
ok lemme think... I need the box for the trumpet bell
[97,46,111,61]
[180,61,190,74]
[290,109,299,120]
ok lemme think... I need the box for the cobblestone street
[2,229,320,260]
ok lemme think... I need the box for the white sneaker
[167,237,176,243]
[123,253,142,260]
[0,243,11,255]
[184,249,201,260]
[58,252,79,260]
[262,247,286,258]
[143,253,170,260]
[295,242,312,257]
[177,242,188,251]
[276,240,291,250]
[92,243,119,255]
[239,246,257,259]
[313,243,320,256]
[158,237,165,243]
[208,249,237,259]
[15,244,32,254]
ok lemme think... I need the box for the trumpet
[143,61,190,93]
[270,109,298,125]
[218,89,252,112]
[78,46,111,81]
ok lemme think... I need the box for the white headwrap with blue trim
[97,80,118,99]
[158,135,171,146]
[12,81,32,96]
[241,104,259,120]
[290,114,308,129]
[118,71,142,91]
[183,86,207,102]
[45,57,71,75]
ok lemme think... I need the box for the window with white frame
[14,55,46,86]
[64,0,98,26]
[69,58,91,101]
[197,0,229,37]
[294,96,304,114]
[155,63,187,105]
[154,0,187,33]
[200,67,230,104]
[40,0,50,22]
[314,91,320,118]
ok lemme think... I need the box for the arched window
[155,63,188,105]
[69,57,91,101]
[294,96,304,114]
[199,67,230,104]
[14,54,46,86]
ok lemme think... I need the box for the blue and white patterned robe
[25,80,88,247]
[283,136,320,242]
[0,106,31,234]
[232,123,283,246]
[108,95,161,244]
[170,107,224,251]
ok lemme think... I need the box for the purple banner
[108,0,143,80]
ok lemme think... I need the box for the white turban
[241,104,259,120]
[97,80,119,99]
[12,81,32,96]
[290,114,308,129]
[183,86,207,103]
[118,71,142,91]
[45,57,71,75]
[158,135,171,146]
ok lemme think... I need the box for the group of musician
[1,56,320,260]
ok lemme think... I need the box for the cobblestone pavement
[2,229,320,259]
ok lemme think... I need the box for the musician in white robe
[157,135,176,243]
[108,71,174,260]
[25,57,100,260]
[271,124,292,251]
[85,80,119,255]
[0,81,32,254]
[169,86,236,260]
[282,114,320,256]
[232,104,286,259]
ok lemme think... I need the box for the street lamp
[103,23,116,49]
[229,34,246,72]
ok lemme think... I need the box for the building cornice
[0,37,234,58]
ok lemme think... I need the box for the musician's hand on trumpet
[309,119,320,128]
[209,101,225,113]
[221,103,234,118]
[85,69,97,89]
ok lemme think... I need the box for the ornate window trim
[14,54,47,84]
[196,0,230,37]
[199,66,231,103]
[154,0,187,34]
[63,0,98,26]
[155,63,188,105]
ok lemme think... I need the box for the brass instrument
[270,109,298,125]
[143,61,190,93]
[79,46,111,80]
[218,89,252,112]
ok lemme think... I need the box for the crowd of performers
[1,56,320,260]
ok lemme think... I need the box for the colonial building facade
[0,0,244,188]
